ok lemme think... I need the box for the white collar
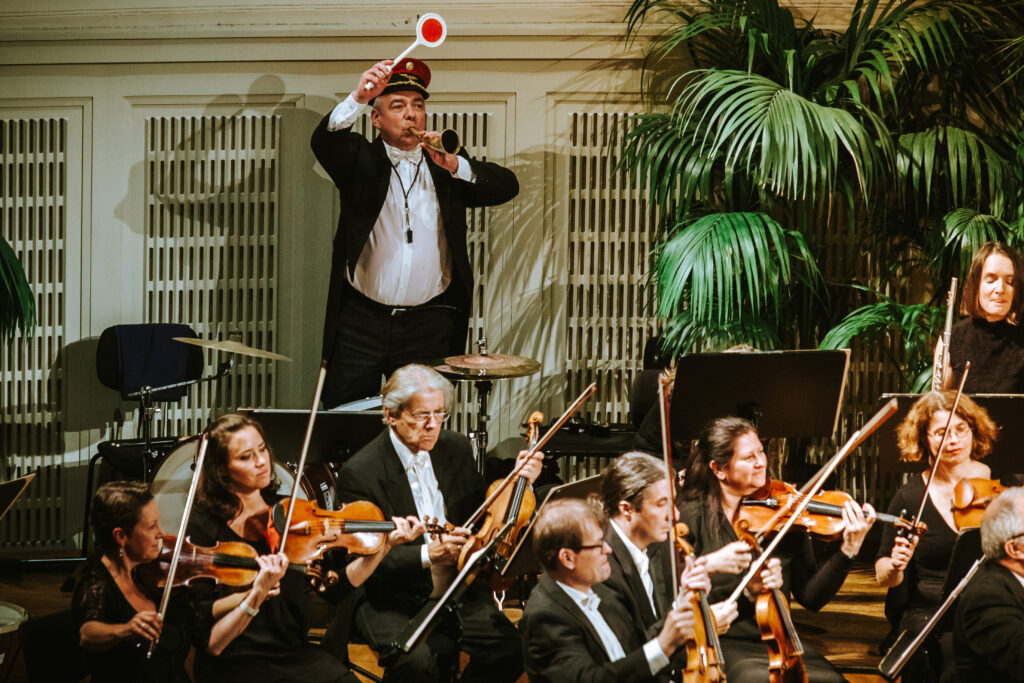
[556,579,600,611]
[383,139,424,164]
[389,428,428,471]
[611,518,650,572]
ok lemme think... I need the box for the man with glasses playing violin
[522,497,707,683]
[332,364,543,683]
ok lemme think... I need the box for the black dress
[186,495,358,683]
[677,499,850,683]
[72,552,211,683]
[948,317,1024,393]
[876,475,959,682]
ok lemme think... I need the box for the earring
[119,546,124,559]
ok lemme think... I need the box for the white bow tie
[388,146,423,166]
[580,593,601,611]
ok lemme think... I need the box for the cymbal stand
[467,337,490,476]
[125,358,234,480]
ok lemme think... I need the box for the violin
[137,535,308,589]
[953,478,1009,529]
[674,523,725,683]
[732,519,808,683]
[270,498,448,589]
[738,480,927,540]
[456,411,541,591]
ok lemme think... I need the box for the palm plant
[0,235,33,340]
[622,0,1024,389]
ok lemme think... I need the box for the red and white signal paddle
[364,13,448,90]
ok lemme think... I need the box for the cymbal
[173,337,291,362]
[436,353,540,379]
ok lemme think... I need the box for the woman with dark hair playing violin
[73,480,287,683]
[186,413,426,683]
[678,416,876,683]
[875,390,997,682]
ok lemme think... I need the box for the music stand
[238,409,384,464]
[942,527,983,598]
[500,474,603,580]
[669,350,850,440]
[876,394,1024,480]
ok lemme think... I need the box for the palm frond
[676,69,884,205]
[654,211,822,340]
[0,236,34,339]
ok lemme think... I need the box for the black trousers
[323,284,462,408]
[720,633,846,683]
[354,589,522,683]
[196,646,358,683]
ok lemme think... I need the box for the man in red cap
[311,59,519,408]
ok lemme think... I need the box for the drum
[0,601,27,681]
[150,437,341,533]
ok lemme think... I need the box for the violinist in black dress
[678,417,875,683]
[875,391,995,682]
[186,413,425,683]
[74,480,284,683]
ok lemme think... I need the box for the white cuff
[644,638,671,674]
[453,156,475,182]
[328,94,367,131]
[420,543,432,568]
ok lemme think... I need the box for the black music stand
[499,474,603,580]
[875,394,1024,480]
[238,408,385,464]
[669,350,850,441]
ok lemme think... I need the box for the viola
[674,523,725,683]
[738,479,927,541]
[456,411,542,591]
[953,478,1009,529]
[733,519,807,683]
[137,535,308,589]
[271,498,448,589]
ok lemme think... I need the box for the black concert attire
[602,524,671,632]
[876,475,958,682]
[521,573,664,683]
[186,494,358,683]
[953,561,1024,683]
[72,552,210,683]
[309,106,519,408]
[331,428,522,683]
[677,499,849,683]
[949,317,1024,393]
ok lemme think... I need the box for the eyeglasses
[405,411,450,426]
[928,422,971,441]
[574,542,606,552]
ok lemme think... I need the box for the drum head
[0,601,27,635]
[150,436,301,534]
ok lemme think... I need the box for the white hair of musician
[380,363,454,423]
[980,487,1024,560]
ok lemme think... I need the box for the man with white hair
[954,487,1024,682]
[333,363,542,683]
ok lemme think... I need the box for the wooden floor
[0,562,892,683]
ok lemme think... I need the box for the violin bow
[725,398,899,606]
[278,360,328,550]
[657,372,679,599]
[460,383,596,528]
[910,362,971,533]
[148,432,210,658]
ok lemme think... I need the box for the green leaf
[0,236,35,339]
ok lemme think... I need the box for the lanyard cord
[391,156,424,244]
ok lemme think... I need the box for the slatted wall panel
[0,117,67,548]
[349,109,494,435]
[565,111,659,435]
[144,115,279,436]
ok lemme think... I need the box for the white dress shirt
[555,581,670,674]
[389,428,447,567]
[327,95,476,306]
[611,519,658,615]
